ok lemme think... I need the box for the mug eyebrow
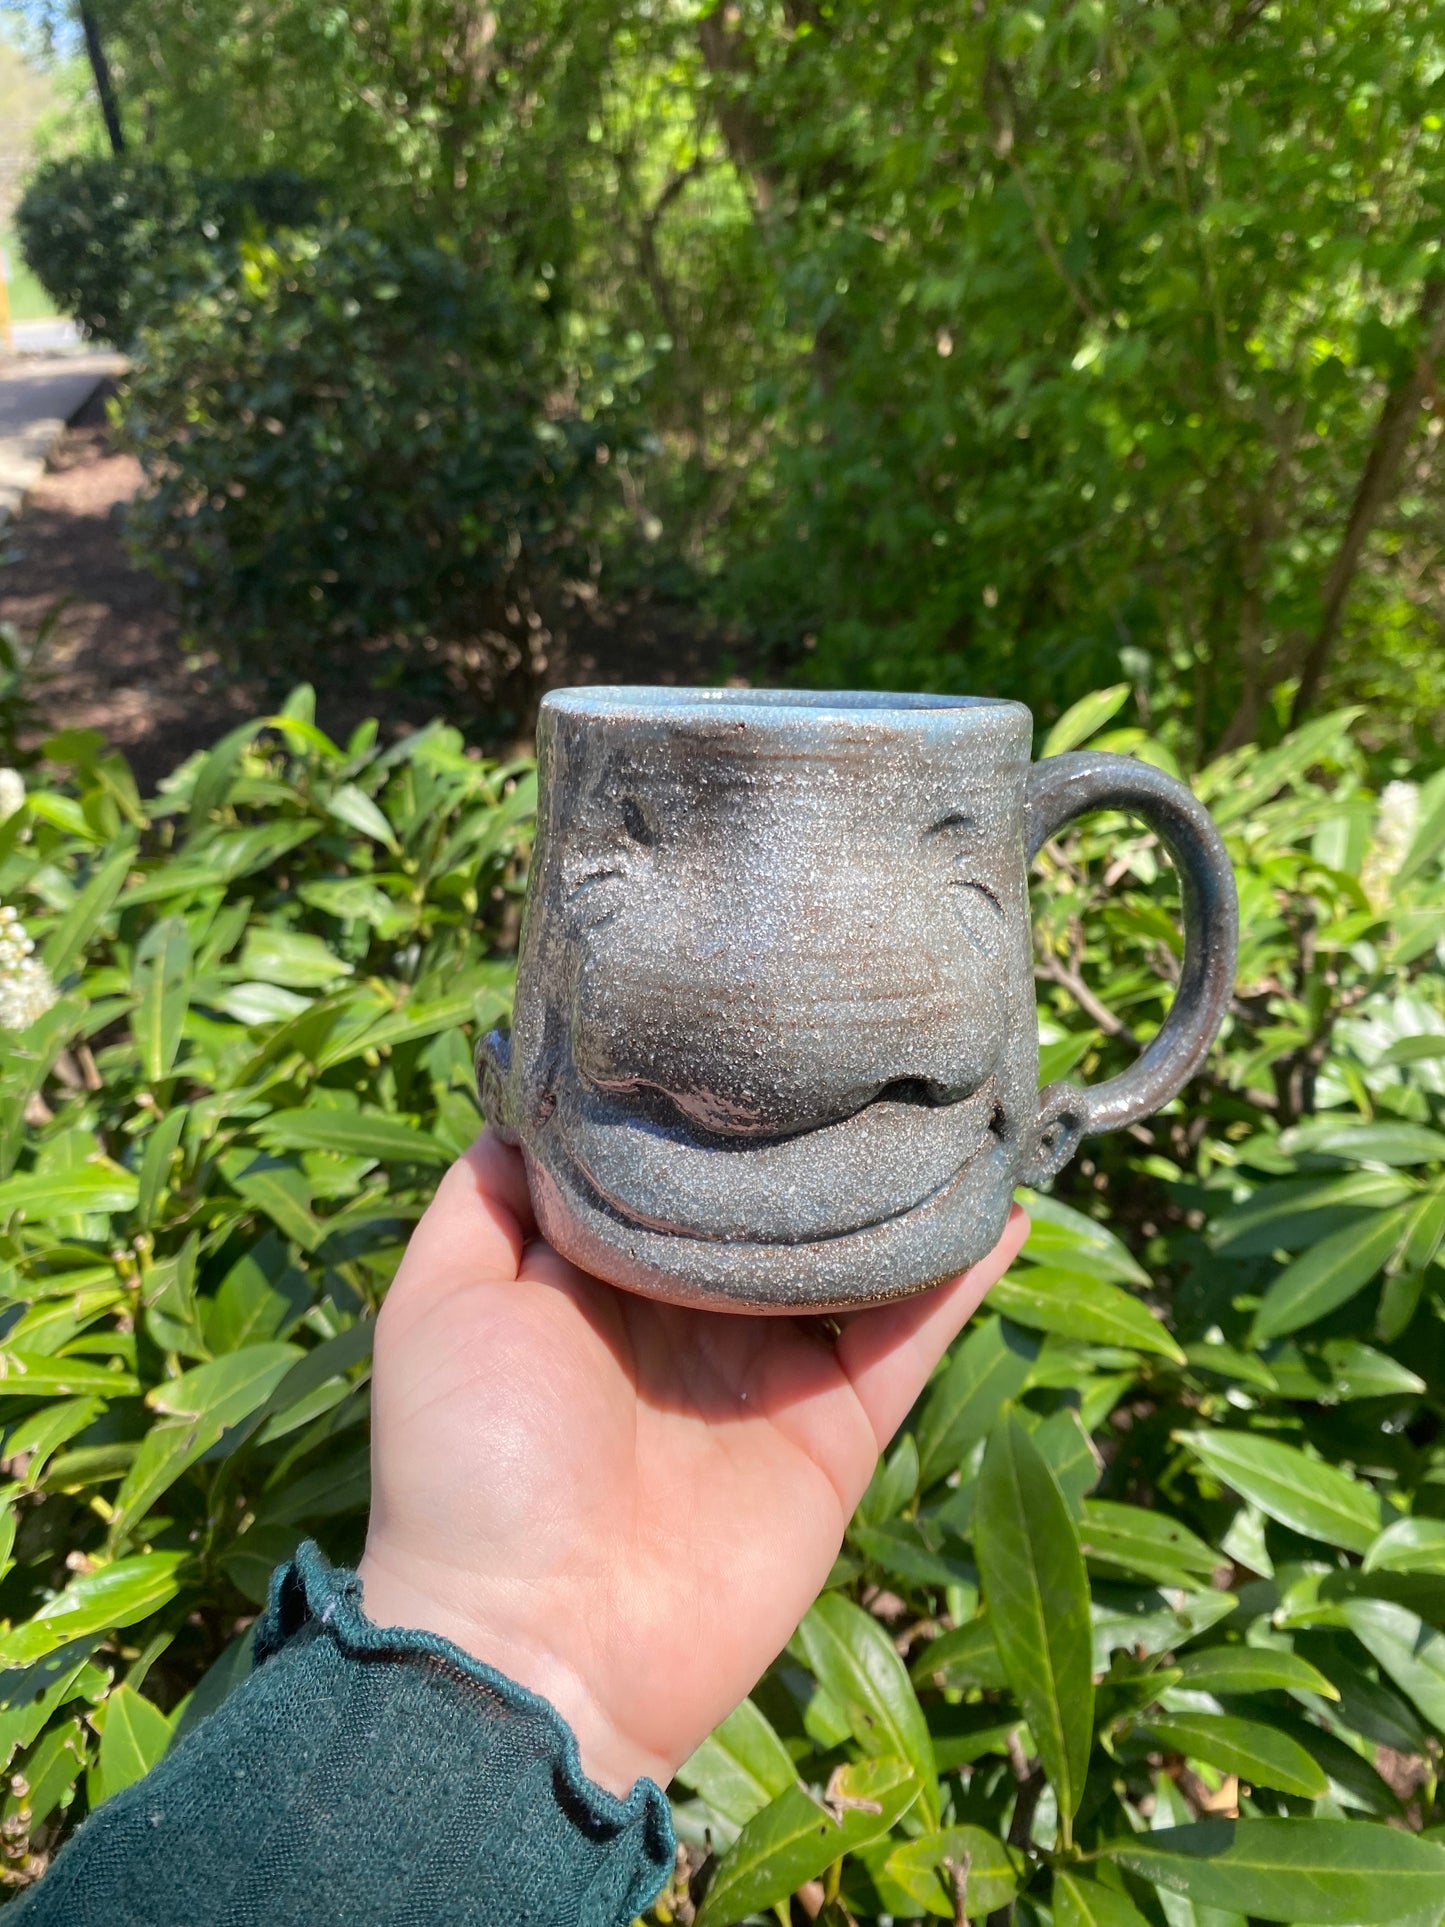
[925,810,978,837]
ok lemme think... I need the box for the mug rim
[542,684,1031,724]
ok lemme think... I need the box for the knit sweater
[8,1542,676,1926]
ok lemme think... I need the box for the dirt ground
[0,384,762,791]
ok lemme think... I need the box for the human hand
[358,1132,1028,1797]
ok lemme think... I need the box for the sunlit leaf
[1177,1431,1383,1554]
[695,1757,920,1927]
[1138,1713,1328,1797]
[796,1592,938,1826]
[1100,1819,1445,1923]
[975,1407,1093,1834]
[90,1685,172,1805]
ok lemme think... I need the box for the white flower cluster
[1361,780,1420,910]
[0,770,23,825]
[0,905,57,1033]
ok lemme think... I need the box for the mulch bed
[0,382,766,790]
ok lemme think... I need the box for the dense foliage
[119,225,645,718]
[0,698,531,1887]
[0,692,1443,1922]
[14,153,319,345]
[44,0,1445,762]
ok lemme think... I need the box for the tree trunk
[695,12,777,213]
[1289,277,1445,727]
[78,2,125,156]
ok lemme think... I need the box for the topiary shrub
[0,690,1442,1919]
[120,225,643,724]
[13,155,321,346]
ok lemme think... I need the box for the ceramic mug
[479,688,1237,1313]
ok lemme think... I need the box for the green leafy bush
[0,694,531,1886]
[0,691,1444,1920]
[120,225,644,718]
[663,695,1445,1925]
[14,154,320,346]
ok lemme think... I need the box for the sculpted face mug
[479,688,1238,1313]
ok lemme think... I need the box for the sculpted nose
[574,884,1007,1138]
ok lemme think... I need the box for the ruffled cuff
[253,1540,676,1925]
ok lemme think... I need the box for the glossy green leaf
[237,927,354,989]
[855,1433,919,1525]
[0,1647,105,1772]
[1080,1501,1219,1585]
[1177,1431,1383,1554]
[1099,1819,1445,1922]
[850,1519,972,1591]
[1017,1191,1150,1284]
[326,783,399,849]
[989,1268,1185,1360]
[110,1344,301,1538]
[0,1163,139,1221]
[0,1555,186,1669]
[12,1714,87,1830]
[975,1407,1093,1833]
[695,1757,920,1927]
[1055,1870,1155,1927]
[1030,1407,1103,1513]
[1172,1645,1338,1699]
[131,916,192,1082]
[40,841,136,980]
[1042,684,1131,756]
[228,1160,325,1251]
[796,1591,937,1825]
[1264,1339,1425,1403]
[1139,1713,1328,1797]
[0,1352,138,1399]
[1183,1340,1280,1392]
[1340,1598,1445,1735]
[884,1824,1021,1918]
[1364,1517,1445,1575]
[910,1614,1007,1692]
[1250,1207,1411,1342]
[91,1684,172,1804]
[1396,1177,1445,1272]
[204,1234,310,1353]
[1279,1120,1445,1166]
[256,1108,450,1167]
[677,1698,796,1829]
[135,1106,188,1229]
[1212,1172,1416,1256]
[916,1315,1039,1486]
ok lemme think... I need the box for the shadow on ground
[0,383,771,788]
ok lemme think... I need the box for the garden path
[0,346,126,526]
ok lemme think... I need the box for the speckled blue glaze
[480,688,1237,1313]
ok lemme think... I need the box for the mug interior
[544,685,1028,725]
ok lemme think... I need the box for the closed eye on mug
[563,863,629,929]
[952,877,1004,919]
[925,809,978,839]
[619,795,654,846]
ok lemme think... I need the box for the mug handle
[1021,750,1239,1184]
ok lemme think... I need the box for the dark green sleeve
[9,1541,675,1927]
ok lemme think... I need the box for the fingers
[389,1131,536,1305]
[835,1205,1030,1450]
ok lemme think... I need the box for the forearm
[8,1543,674,1927]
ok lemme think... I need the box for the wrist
[355,1544,671,1799]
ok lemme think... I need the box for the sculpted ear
[476,1028,521,1144]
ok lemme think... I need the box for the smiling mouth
[553,1075,1007,1245]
